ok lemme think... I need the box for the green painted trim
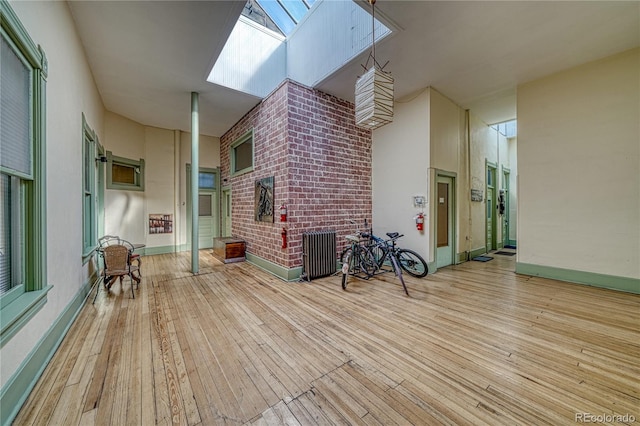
[456,247,488,263]
[230,129,254,176]
[246,252,303,282]
[516,262,640,294]
[0,285,53,349]
[427,261,436,274]
[508,239,517,247]
[0,276,94,426]
[470,247,487,259]
[105,151,145,191]
[142,245,179,256]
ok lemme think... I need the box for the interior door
[486,165,497,253]
[502,171,510,247]
[198,192,216,248]
[436,176,454,268]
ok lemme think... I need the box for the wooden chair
[93,240,140,303]
[98,235,142,276]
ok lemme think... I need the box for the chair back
[103,245,130,273]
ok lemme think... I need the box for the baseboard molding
[0,273,98,426]
[516,262,640,294]
[246,252,303,282]
[142,245,179,256]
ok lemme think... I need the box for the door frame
[221,186,232,238]
[434,170,457,269]
[486,160,497,253]
[501,166,510,248]
[186,165,220,245]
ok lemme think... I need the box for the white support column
[191,92,199,274]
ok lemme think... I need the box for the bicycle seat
[386,232,400,239]
[346,234,360,242]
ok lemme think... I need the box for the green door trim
[434,170,457,269]
[501,166,511,248]
[486,160,497,253]
[221,186,232,238]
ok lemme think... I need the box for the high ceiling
[67,1,640,137]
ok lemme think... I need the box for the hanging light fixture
[355,0,393,130]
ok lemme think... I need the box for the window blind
[1,36,32,177]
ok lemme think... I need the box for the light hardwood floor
[14,250,639,425]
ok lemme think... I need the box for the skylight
[208,0,392,99]
[255,0,316,35]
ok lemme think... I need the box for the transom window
[106,151,145,191]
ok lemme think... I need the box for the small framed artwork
[149,214,173,234]
[255,176,274,222]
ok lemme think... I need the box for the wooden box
[213,237,246,264]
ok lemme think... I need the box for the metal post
[191,92,199,274]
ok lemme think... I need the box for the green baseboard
[142,245,180,256]
[246,252,303,282]
[0,274,98,426]
[516,262,639,294]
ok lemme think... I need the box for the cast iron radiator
[302,231,336,281]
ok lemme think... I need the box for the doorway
[186,166,220,249]
[502,168,510,248]
[221,187,232,238]
[436,174,455,268]
[486,163,497,253]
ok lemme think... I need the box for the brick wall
[220,80,372,271]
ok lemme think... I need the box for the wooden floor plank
[13,249,640,425]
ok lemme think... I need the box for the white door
[198,192,216,248]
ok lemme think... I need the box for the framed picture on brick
[255,176,274,222]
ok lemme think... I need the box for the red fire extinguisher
[281,227,287,249]
[415,212,425,231]
[279,204,287,222]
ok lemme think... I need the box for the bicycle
[367,233,411,296]
[340,229,378,291]
[368,231,428,278]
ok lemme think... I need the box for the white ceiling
[68,1,640,137]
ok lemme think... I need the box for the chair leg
[130,275,135,299]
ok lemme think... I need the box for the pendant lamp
[355,0,393,130]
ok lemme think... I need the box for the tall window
[1,1,49,343]
[82,117,99,257]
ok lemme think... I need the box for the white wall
[517,48,639,279]
[2,0,105,388]
[372,89,430,260]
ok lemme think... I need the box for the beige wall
[2,0,105,388]
[104,112,221,250]
[517,48,639,279]
[373,87,514,266]
[372,89,430,260]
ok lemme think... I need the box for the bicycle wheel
[369,243,386,268]
[389,255,409,296]
[341,250,352,290]
[357,245,379,277]
[396,249,428,278]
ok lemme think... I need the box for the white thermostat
[413,195,426,208]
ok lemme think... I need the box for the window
[231,130,254,176]
[1,1,51,345]
[82,116,99,258]
[106,151,145,191]
[199,172,216,189]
